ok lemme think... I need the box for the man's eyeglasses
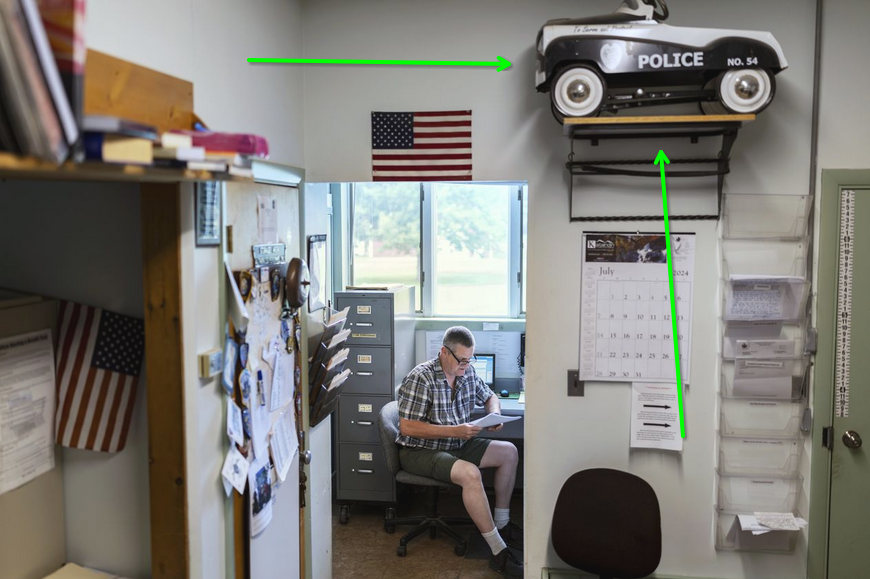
[445,345,476,366]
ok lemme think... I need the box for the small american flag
[372,110,472,181]
[55,301,144,452]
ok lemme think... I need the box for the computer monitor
[472,353,495,386]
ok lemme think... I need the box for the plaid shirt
[396,356,495,450]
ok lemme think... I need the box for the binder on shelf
[722,276,810,322]
[718,437,801,478]
[720,357,808,400]
[717,474,802,514]
[722,194,812,240]
[720,398,803,439]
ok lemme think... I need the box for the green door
[819,186,870,579]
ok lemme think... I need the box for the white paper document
[221,445,250,495]
[270,410,298,482]
[725,276,805,321]
[580,233,696,383]
[630,382,683,451]
[469,413,522,428]
[0,330,56,496]
[738,512,807,535]
[257,195,278,244]
[269,351,294,411]
[733,359,794,398]
[227,398,245,446]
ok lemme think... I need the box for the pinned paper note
[221,446,250,494]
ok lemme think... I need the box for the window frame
[344,181,526,319]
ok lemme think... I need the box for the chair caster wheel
[397,545,407,557]
[339,505,349,525]
[454,544,467,557]
[384,507,396,533]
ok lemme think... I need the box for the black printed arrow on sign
[643,423,672,428]
[643,404,672,409]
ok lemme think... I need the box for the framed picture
[307,234,328,313]
[195,181,222,247]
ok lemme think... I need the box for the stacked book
[81,114,270,174]
[0,0,82,163]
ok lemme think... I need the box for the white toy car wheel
[716,68,774,114]
[551,65,605,119]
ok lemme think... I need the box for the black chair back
[552,468,661,579]
[378,401,402,477]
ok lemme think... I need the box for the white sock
[494,508,510,529]
[482,526,507,555]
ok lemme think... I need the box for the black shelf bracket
[564,115,752,222]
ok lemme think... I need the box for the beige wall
[302,0,819,577]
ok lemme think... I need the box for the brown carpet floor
[332,486,524,579]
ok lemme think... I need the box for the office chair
[552,468,661,579]
[378,401,475,557]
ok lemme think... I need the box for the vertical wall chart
[580,233,696,383]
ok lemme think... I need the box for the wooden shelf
[563,114,755,138]
[0,152,252,184]
[564,113,755,125]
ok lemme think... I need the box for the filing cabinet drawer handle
[357,469,374,474]
[356,421,373,426]
[357,371,374,376]
[356,322,373,327]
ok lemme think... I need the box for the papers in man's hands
[469,413,522,428]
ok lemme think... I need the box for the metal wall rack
[564,114,755,221]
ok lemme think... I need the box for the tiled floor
[332,486,524,579]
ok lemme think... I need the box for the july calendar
[580,233,696,383]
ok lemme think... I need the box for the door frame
[808,169,870,579]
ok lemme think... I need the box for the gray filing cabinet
[334,287,415,523]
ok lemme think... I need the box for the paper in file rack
[722,322,805,359]
[717,474,802,513]
[718,437,801,478]
[720,358,807,399]
[723,276,810,322]
[716,511,802,552]
[720,399,803,439]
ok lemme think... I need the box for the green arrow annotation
[246,56,512,72]
[654,150,687,440]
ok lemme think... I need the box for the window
[346,181,526,318]
[350,182,422,310]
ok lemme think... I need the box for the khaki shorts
[399,438,492,484]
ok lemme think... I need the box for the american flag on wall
[372,110,472,181]
[55,301,144,452]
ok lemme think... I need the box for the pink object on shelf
[171,130,270,158]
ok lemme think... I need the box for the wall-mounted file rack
[715,509,803,552]
[722,322,807,359]
[722,194,813,240]
[715,193,813,553]
[308,308,352,427]
[720,357,809,400]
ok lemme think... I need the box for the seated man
[396,326,523,578]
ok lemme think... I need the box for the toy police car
[535,0,787,122]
